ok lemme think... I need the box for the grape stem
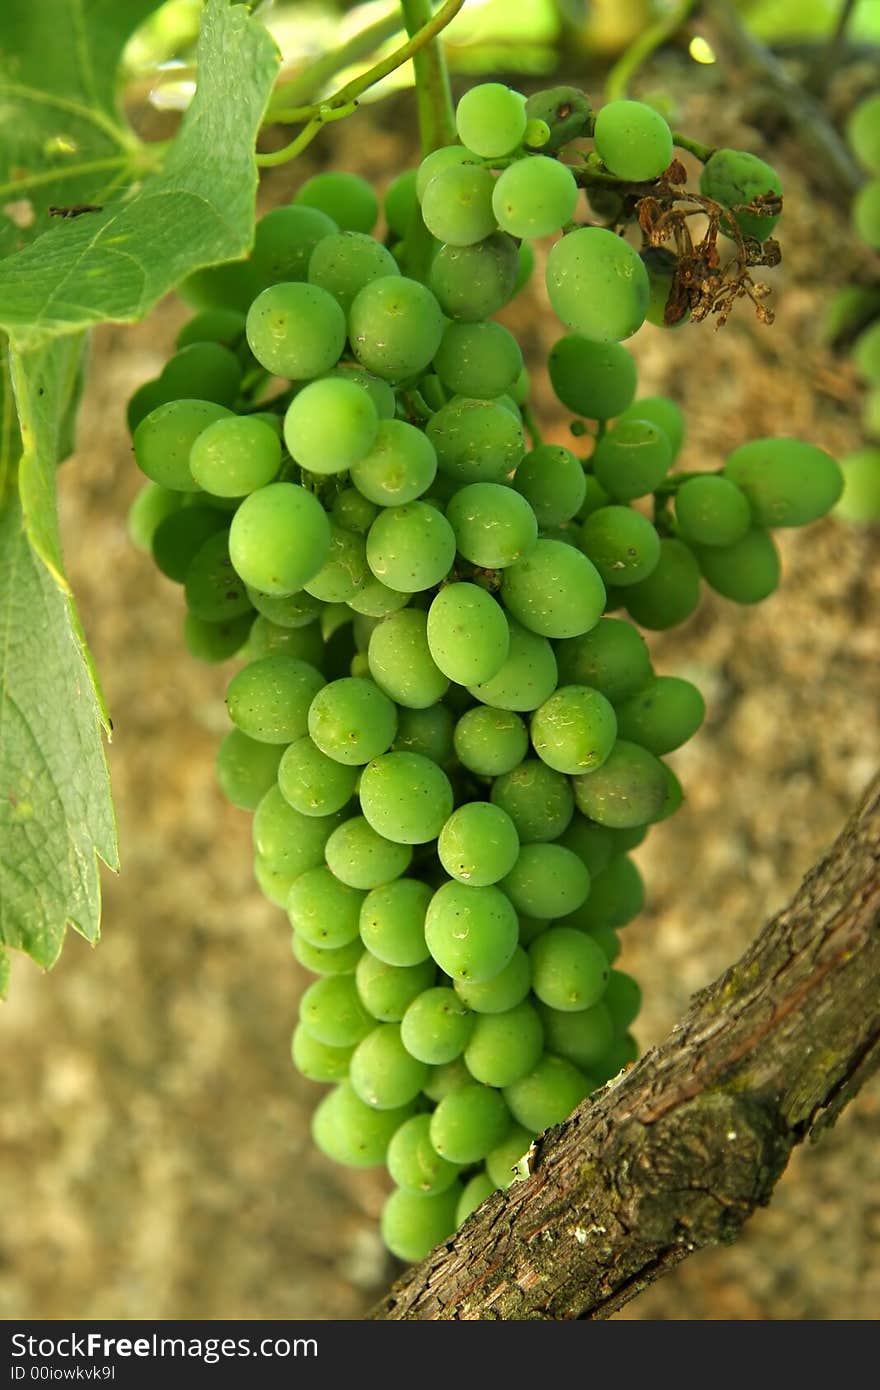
[265,9,405,118]
[604,0,700,103]
[400,0,458,156]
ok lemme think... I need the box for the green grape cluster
[126,83,843,1266]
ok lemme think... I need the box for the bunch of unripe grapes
[127,81,843,1263]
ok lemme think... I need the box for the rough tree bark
[373,773,880,1320]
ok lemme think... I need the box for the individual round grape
[308,676,397,765]
[291,1025,355,1084]
[438,802,520,887]
[252,787,342,878]
[176,307,247,350]
[332,487,380,538]
[557,814,615,877]
[694,528,780,603]
[535,1001,614,1073]
[226,653,324,744]
[524,84,591,151]
[158,341,242,408]
[455,947,531,1015]
[504,1054,590,1132]
[513,445,586,526]
[183,531,250,622]
[501,539,606,638]
[604,969,642,1034]
[416,145,480,200]
[355,952,435,1023]
[229,482,330,595]
[674,474,751,546]
[349,276,444,380]
[465,1000,544,1088]
[254,854,300,909]
[360,878,433,967]
[430,1082,511,1164]
[251,205,337,287]
[288,865,365,949]
[359,752,454,845]
[615,676,705,755]
[245,282,345,381]
[617,395,685,458]
[492,155,578,238]
[555,617,652,704]
[325,815,412,890]
[422,1058,471,1103]
[580,476,612,521]
[529,927,609,1013]
[426,584,510,686]
[570,855,644,931]
[490,759,574,842]
[834,447,880,524]
[189,415,280,498]
[134,399,231,492]
[283,377,379,476]
[127,483,184,553]
[367,608,449,709]
[425,881,519,984]
[127,378,172,432]
[546,227,650,343]
[301,525,368,603]
[350,1024,429,1109]
[347,575,410,618]
[548,335,638,420]
[641,246,688,329]
[428,234,520,321]
[350,419,437,506]
[853,320,880,383]
[312,1081,413,1168]
[486,1125,534,1189]
[593,1031,639,1083]
[580,506,660,588]
[453,706,529,777]
[455,82,527,159]
[467,618,557,712]
[421,164,497,246]
[592,418,672,501]
[401,987,474,1065]
[456,1172,497,1225]
[501,843,590,919]
[384,168,419,235]
[433,321,523,400]
[394,704,455,765]
[306,230,398,313]
[183,612,252,663]
[723,438,843,527]
[291,931,364,976]
[299,974,374,1049]
[446,482,538,567]
[530,685,617,775]
[594,99,673,181]
[624,537,701,629]
[215,730,283,811]
[427,396,525,485]
[381,1183,461,1262]
[247,586,322,629]
[699,148,782,241]
[573,739,668,827]
[247,612,323,662]
[366,502,456,595]
[847,92,880,176]
[387,1114,462,1196]
[295,171,379,233]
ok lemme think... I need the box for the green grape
[159,342,242,408]
[455,946,531,1014]
[693,528,780,603]
[568,855,644,931]
[284,377,379,476]
[226,653,324,744]
[573,739,668,827]
[295,171,378,233]
[834,447,880,523]
[288,866,365,949]
[291,1025,355,1083]
[530,685,617,775]
[617,395,685,457]
[251,205,337,287]
[350,419,437,506]
[557,815,615,876]
[387,1114,462,1196]
[513,445,586,526]
[624,537,701,629]
[501,843,590,919]
[301,525,369,603]
[427,397,526,485]
[127,379,171,432]
[847,92,880,176]
[641,247,687,329]
[327,365,397,421]
[366,502,456,593]
[486,1125,533,1189]
[535,1001,614,1072]
[464,1001,544,1088]
[360,878,433,967]
[394,704,455,764]
[555,617,653,704]
[545,228,650,343]
[594,99,673,181]
[492,156,578,238]
[699,148,782,241]
[134,399,231,492]
[308,676,398,765]
[604,969,642,1033]
[332,486,381,535]
[675,474,751,546]
[215,729,283,811]
[229,482,331,595]
[177,308,246,350]
[579,475,612,519]
[524,85,591,152]
[529,927,608,1012]
[453,706,529,777]
[183,611,252,663]
[428,234,520,321]
[853,321,880,382]
[178,258,261,313]
[429,1082,511,1163]
[583,925,621,964]
[245,282,346,380]
[325,815,412,890]
[490,759,573,842]
[592,418,672,501]
[862,383,880,435]
[502,538,606,638]
[580,506,661,588]
[365,608,448,709]
[433,321,523,400]
[856,180,880,245]
[401,987,474,1065]
[456,1172,497,1224]
[384,168,419,237]
[349,275,444,380]
[423,1057,471,1102]
[247,586,323,629]
[437,802,520,887]
[425,881,518,983]
[189,415,281,497]
[151,505,226,582]
[346,575,411,618]
[421,164,497,246]
[467,618,557,712]
[355,953,436,1023]
[416,145,479,199]
[183,531,251,622]
[593,1031,639,1083]
[299,975,374,1048]
[511,364,531,404]
[446,482,538,567]
[291,932,364,976]
[306,230,398,313]
[255,855,301,910]
[723,438,843,527]
[455,82,527,158]
[503,1054,590,1132]
[350,1023,429,1109]
[426,583,510,685]
[359,752,454,845]
[615,675,705,754]
[312,1081,413,1168]
[653,763,684,823]
[127,483,184,552]
[381,1184,461,1262]
[548,335,637,420]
